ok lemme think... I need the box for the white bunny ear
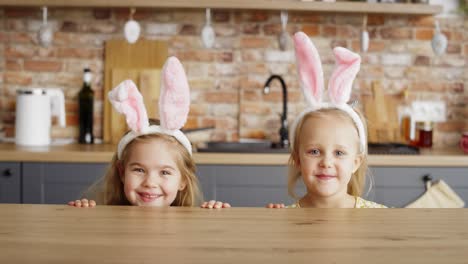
[108,79,149,133]
[159,56,190,130]
[293,31,324,106]
[328,47,361,105]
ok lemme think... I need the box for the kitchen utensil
[103,39,168,143]
[37,6,53,47]
[360,15,369,52]
[109,68,161,144]
[15,88,65,146]
[361,81,401,143]
[124,8,141,44]
[278,11,290,51]
[431,20,447,56]
[201,8,215,48]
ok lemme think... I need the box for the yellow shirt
[287,197,387,208]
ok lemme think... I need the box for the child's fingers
[67,201,75,206]
[222,203,231,208]
[266,203,274,208]
[213,201,223,209]
[207,200,217,209]
[89,200,96,207]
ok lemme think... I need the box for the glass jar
[417,121,433,148]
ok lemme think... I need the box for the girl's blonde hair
[288,107,370,199]
[85,125,202,207]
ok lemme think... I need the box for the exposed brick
[204,92,238,103]
[367,15,385,26]
[240,102,271,115]
[322,25,337,37]
[146,23,179,36]
[179,24,197,35]
[446,44,461,54]
[289,13,322,23]
[241,50,263,62]
[302,25,320,36]
[4,72,32,85]
[217,52,233,63]
[408,16,434,27]
[242,90,261,101]
[240,36,271,49]
[93,9,111,20]
[5,45,35,58]
[214,24,237,37]
[175,50,216,62]
[5,60,22,71]
[242,24,260,35]
[184,117,198,129]
[213,11,230,23]
[235,11,269,23]
[336,26,358,39]
[61,21,79,32]
[4,8,36,18]
[380,27,412,40]
[414,56,430,66]
[24,60,62,72]
[415,28,433,40]
[57,48,102,59]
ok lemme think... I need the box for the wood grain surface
[0,204,467,263]
[103,39,167,143]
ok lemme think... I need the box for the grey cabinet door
[198,165,304,207]
[0,162,21,203]
[369,167,468,208]
[22,162,107,204]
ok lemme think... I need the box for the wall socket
[411,100,446,122]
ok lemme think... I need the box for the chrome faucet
[263,75,288,148]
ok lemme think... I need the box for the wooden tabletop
[1,204,467,263]
[0,143,467,166]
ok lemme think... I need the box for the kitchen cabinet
[368,167,468,208]
[2,161,467,207]
[22,162,107,204]
[198,165,305,207]
[0,0,441,15]
[199,165,468,207]
[0,162,21,203]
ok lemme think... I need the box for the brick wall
[0,7,466,147]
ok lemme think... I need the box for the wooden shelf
[0,0,442,15]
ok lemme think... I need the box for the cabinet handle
[2,169,12,178]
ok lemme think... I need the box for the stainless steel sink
[196,141,289,153]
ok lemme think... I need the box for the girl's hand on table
[201,200,231,209]
[68,198,96,208]
[266,203,285,209]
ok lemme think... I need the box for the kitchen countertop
[0,143,466,167]
[1,204,467,263]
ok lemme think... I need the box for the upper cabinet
[0,0,442,15]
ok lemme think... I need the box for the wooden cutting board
[362,81,402,143]
[103,39,168,143]
[109,68,162,145]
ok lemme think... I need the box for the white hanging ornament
[37,6,53,47]
[124,8,140,44]
[201,8,215,48]
[431,21,447,56]
[360,15,369,53]
[278,11,290,51]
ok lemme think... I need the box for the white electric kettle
[15,88,66,146]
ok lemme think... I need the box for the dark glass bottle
[78,68,94,144]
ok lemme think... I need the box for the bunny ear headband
[108,56,192,159]
[290,31,366,153]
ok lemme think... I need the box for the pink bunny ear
[159,56,190,130]
[293,31,324,105]
[328,47,361,104]
[108,79,149,133]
